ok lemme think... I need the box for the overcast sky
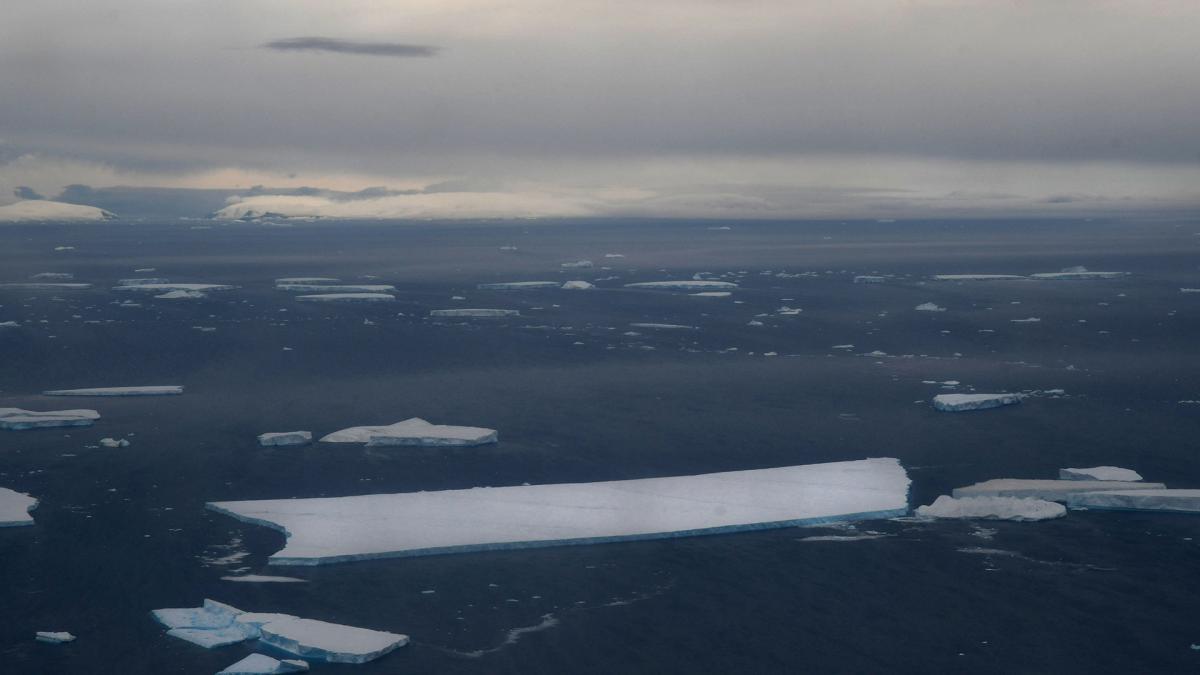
[2,0,1198,218]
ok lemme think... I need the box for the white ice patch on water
[43,385,182,396]
[916,495,1065,521]
[0,487,38,527]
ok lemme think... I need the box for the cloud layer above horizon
[2,0,1198,218]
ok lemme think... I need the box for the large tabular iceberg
[932,393,1021,412]
[0,408,100,430]
[113,283,236,292]
[43,385,182,397]
[320,418,497,446]
[1059,466,1142,482]
[276,284,396,292]
[952,479,1164,502]
[625,281,738,290]
[1,487,38,527]
[430,308,519,317]
[0,200,115,222]
[206,458,910,564]
[1031,271,1124,280]
[915,495,1065,521]
[933,274,1025,281]
[477,281,560,290]
[296,293,394,302]
[1066,489,1200,513]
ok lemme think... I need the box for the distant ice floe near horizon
[952,479,1164,502]
[933,274,1025,281]
[258,431,312,447]
[560,260,593,269]
[853,275,886,284]
[561,280,594,290]
[625,280,738,291]
[430,308,519,318]
[0,282,92,290]
[320,418,497,447]
[297,293,394,302]
[629,323,697,330]
[1066,490,1200,513]
[691,291,731,297]
[205,458,910,564]
[914,302,946,312]
[30,272,74,280]
[916,495,1066,521]
[1030,271,1125,280]
[43,385,182,397]
[151,599,407,664]
[156,289,206,299]
[277,284,396,292]
[218,653,309,674]
[477,281,560,290]
[113,283,236,293]
[35,631,76,644]
[212,192,596,221]
[275,277,339,284]
[221,575,308,583]
[0,200,116,222]
[0,408,100,430]
[932,393,1022,412]
[0,487,38,527]
[1060,466,1143,482]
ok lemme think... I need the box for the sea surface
[2,217,1200,674]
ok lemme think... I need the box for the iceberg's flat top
[629,323,697,330]
[933,274,1025,281]
[275,277,339,284]
[218,653,309,674]
[625,280,739,290]
[561,280,594,289]
[320,418,496,446]
[932,393,1021,411]
[1059,466,1142,482]
[430,308,519,317]
[43,385,183,396]
[691,291,731,297]
[0,282,92,289]
[258,431,312,446]
[276,284,396,292]
[1066,489,1200,513]
[0,487,38,527]
[1030,271,1124,280]
[295,293,394,302]
[113,283,235,292]
[0,407,100,430]
[952,479,1164,501]
[258,618,409,664]
[916,495,1065,521]
[35,631,76,643]
[207,458,910,564]
[477,281,560,289]
[0,200,115,222]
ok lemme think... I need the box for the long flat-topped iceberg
[43,385,183,397]
[320,418,497,446]
[276,284,396,292]
[625,281,738,290]
[206,458,910,564]
[932,393,1022,412]
[477,281,560,290]
[933,274,1025,281]
[916,495,1065,521]
[1060,466,1142,482]
[1030,271,1124,280]
[430,308,519,317]
[952,479,1164,502]
[258,431,312,447]
[1,487,38,527]
[275,277,339,284]
[296,293,394,302]
[113,283,236,292]
[1066,490,1200,513]
[0,408,100,430]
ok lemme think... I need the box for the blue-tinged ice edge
[204,503,911,566]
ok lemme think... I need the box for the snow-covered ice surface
[1059,466,1143,482]
[0,200,115,222]
[691,291,731,297]
[217,654,309,674]
[625,281,738,290]
[430,308,519,317]
[35,632,76,644]
[295,293,394,302]
[0,408,100,430]
[0,282,92,290]
[477,281,560,290]
[155,289,206,299]
[113,283,236,292]
[932,393,1022,412]
[952,479,1164,502]
[0,487,38,527]
[320,418,497,446]
[1031,271,1125,280]
[561,280,594,290]
[933,274,1025,281]
[275,277,339,284]
[1066,490,1200,513]
[629,323,696,330]
[915,495,1066,521]
[276,284,396,292]
[43,385,183,397]
[257,432,312,447]
[259,618,409,664]
[915,302,946,312]
[206,458,910,564]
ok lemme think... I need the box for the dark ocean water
[2,217,1200,674]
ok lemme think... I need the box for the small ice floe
[951,479,1164,502]
[220,575,308,583]
[0,408,100,430]
[560,260,593,269]
[604,253,625,258]
[629,323,696,330]
[776,306,802,315]
[1030,271,1124,280]
[321,418,498,447]
[933,274,1024,281]
[44,385,182,396]
[117,278,170,286]
[691,291,731,297]
[915,495,1065,521]
[277,284,395,292]
[0,321,20,328]
[99,437,130,448]
[1181,288,1200,294]
[217,654,309,674]
[1066,490,1200,513]
[625,281,738,291]
[915,302,946,312]
[1,487,39,527]
[113,283,235,293]
[853,276,885,284]
[1059,466,1142,482]
[155,289,206,299]
[561,280,594,290]
[31,273,74,280]
[707,226,732,230]
[258,431,312,447]
[932,393,1021,412]
[275,278,339,284]
[35,631,76,644]
[499,245,518,251]
[296,293,394,302]
[430,308,518,318]
[477,281,559,290]
[831,344,854,350]
[0,283,91,290]
[1010,317,1041,323]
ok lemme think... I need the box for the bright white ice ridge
[206,458,910,564]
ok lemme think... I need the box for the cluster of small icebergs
[151,599,407,666]
[113,280,236,299]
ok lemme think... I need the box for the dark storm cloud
[262,37,439,58]
[14,186,43,200]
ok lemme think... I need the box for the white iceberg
[561,280,594,290]
[99,437,130,448]
[117,278,170,286]
[691,291,731,297]
[156,289,206,299]
[0,408,100,430]
[933,274,1025,281]
[0,200,115,222]
[259,618,409,664]
[275,277,339,284]
[30,272,74,280]
[0,282,92,290]
[853,276,886,284]
[625,281,738,290]
[276,284,396,292]
[113,283,235,292]
[951,479,1164,502]
[296,293,394,302]
[35,632,76,644]
[1059,466,1142,482]
[932,393,1021,412]
[206,458,910,564]
[218,654,309,674]
[220,575,307,583]
[1031,271,1124,280]
[43,385,182,397]
[915,302,946,312]
[477,281,560,290]
[1,487,38,527]
[628,323,696,330]
[915,495,1065,521]
[258,431,312,447]
[430,308,519,318]
[560,260,593,269]
[320,418,497,446]
[1066,489,1200,513]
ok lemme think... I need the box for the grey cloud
[262,37,439,58]
[14,186,43,200]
